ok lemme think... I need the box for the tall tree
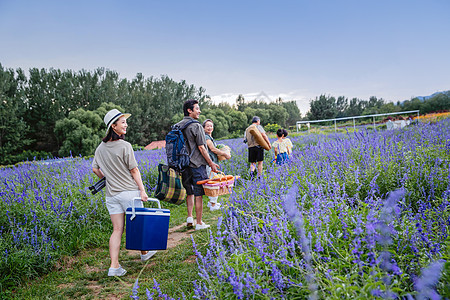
[306,94,337,120]
[267,104,289,127]
[335,96,348,118]
[236,94,245,111]
[227,110,247,134]
[0,65,30,164]
[362,96,385,115]
[427,93,450,112]
[125,75,206,144]
[282,101,302,126]
[344,97,365,116]
[24,68,68,152]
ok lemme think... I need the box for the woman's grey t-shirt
[92,139,139,197]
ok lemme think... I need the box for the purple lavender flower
[145,288,153,300]
[281,185,317,299]
[151,279,175,300]
[371,288,397,299]
[130,279,139,299]
[415,260,445,300]
[376,189,404,246]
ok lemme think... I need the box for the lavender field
[1,119,450,299]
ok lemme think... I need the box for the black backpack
[165,120,200,172]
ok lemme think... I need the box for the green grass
[8,196,226,300]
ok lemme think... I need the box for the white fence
[296,110,420,133]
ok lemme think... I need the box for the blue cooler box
[126,198,170,251]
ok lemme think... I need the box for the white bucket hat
[104,109,131,133]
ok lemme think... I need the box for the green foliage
[236,94,245,111]
[170,112,184,125]
[132,144,145,151]
[305,94,414,121]
[264,123,280,133]
[55,110,99,157]
[282,100,302,126]
[54,118,99,157]
[227,110,247,133]
[243,107,270,125]
[267,103,289,126]
[122,75,206,145]
[237,98,300,128]
[401,91,450,114]
[0,65,31,165]
[307,94,338,120]
[54,102,128,157]
[362,96,385,115]
[223,130,243,140]
[1,67,206,162]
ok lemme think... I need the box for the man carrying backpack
[176,99,219,230]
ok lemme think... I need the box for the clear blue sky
[1,0,449,114]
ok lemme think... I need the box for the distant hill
[413,90,450,102]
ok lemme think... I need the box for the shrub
[264,123,280,133]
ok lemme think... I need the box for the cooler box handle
[130,197,162,220]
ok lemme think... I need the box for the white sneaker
[195,222,210,230]
[108,265,127,276]
[186,217,194,228]
[209,203,221,211]
[141,250,157,262]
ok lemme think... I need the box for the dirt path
[127,216,218,253]
[123,223,195,259]
[166,223,196,248]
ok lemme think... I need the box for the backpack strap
[177,120,201,167]
[180,120,200,131]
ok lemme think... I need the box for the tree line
[306,93,450,121]
[1,64,448,165]
[0,64,301,165]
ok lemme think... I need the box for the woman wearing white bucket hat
[92,108,156,277]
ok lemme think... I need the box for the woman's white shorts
[105,190,142,215]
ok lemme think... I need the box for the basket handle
[210,171,225,178]
[197,171,226,185]
[215,171,227,182]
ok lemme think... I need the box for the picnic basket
[197,172,237,197]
